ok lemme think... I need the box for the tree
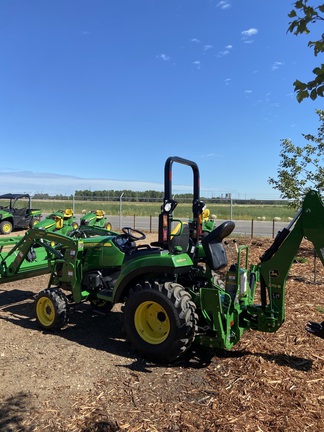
[288,1,324,102]
[268,109,324,208]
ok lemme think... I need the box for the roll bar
[157,156,204,247]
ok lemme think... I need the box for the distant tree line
[33,190,198,202]
[75,190,165,201]
[33,190,286,205]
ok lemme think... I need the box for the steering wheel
[68,229,87,239]
[122,227,146,241]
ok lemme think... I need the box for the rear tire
[0,220,12,235]
[124,281,197,363]
[34,288,69,329]
[104,222,112,230]
[29,218,39,229]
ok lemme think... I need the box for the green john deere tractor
[0,193,42,235]
[1,156,324,362]
[80,209,112,230]
[34,208,78,235]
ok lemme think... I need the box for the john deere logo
[270,269,280,278]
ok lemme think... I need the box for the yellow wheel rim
[134,301,170,344]
[106,223,112,230]
[3,223,11,233]
[36,297,55,327]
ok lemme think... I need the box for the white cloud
[217,1,231,10]
[225,78,232,85]
[190,38,200,43]
[218,50,230,57]
[242,28,258,37]
[193,60,201,69]
[272,61,284,71]
[217,44,233,58]
[0,171,164,195]
[241,28,258,43]
[156,53,170,61]
[203,44,213,51]
[199,153,221,158]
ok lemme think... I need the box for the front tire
[124,281,197,363]
[90,298,113,313]
[29,218,40,229]
[34,288,69,329]
[72,222,79,230]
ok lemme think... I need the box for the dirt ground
[0,231,323,431]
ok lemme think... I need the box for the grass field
[31,199,296,221]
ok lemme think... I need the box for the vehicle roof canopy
[0,194,31,200]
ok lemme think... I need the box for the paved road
[85,215,287,238]
[44,213,288,238]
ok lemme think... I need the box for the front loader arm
[1,228,79,278]
[252,190,324,333]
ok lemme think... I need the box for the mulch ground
[0,234,323,431]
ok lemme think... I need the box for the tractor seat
[168,223,190,254]
[64,209,73,219]
[55,216,64,229]
[202,208,210,221]
[202,221,235,270]
[96,209,105,219]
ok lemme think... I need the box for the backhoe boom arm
[253,190,324,332]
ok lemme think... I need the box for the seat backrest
[169,223,190,254]
[202,208,210,221]
[55,216,64,229]
[96,209,105,218]
[202,221,235,270]
[202,241,228,270]
[64,209,73,219]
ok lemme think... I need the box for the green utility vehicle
[34,209,78,235]
[0,193,42,235]
[80,209,112,230]
[1,157,324,362]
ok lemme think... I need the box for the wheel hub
[135,301,170,345]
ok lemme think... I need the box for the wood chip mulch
[0,237,323,431]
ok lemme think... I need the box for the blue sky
[0,0,322,199]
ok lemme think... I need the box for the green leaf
[310,89,318,100]
[295,1,305,10]
[296,89,309,102]
[313,67,322,75]
[317,85,324,97]
[294,79,307,90]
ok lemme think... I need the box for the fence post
[150,215,152,233]
[272,219,275,238]
[119,192,124,229]
[133,214,136,229]
[251,219,254,239]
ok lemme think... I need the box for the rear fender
[112,251,193,303]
